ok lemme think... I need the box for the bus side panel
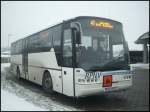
[10,54,23,77]
[11,54,22,65]
[27,66,43,85]
[50,70,62,93]
[27,50,62,93]
[28,51,59,70]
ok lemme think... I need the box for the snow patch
[1,54,10,57]
[1,89,48,111]
[1,63,10,72]
[1,63,77,111]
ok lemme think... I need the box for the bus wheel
[16,67,20,80]
[42,72,53,94]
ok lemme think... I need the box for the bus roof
[66,16,122,25]
[11,16,122,45]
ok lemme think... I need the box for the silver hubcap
[45,77,51,88]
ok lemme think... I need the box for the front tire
[42,72,53,94]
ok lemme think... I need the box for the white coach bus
[10,16,133,97]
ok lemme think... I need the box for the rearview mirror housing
[70,22,82,44]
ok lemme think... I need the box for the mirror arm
[71,22,81,44]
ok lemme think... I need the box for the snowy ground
[1,63,149,111]
[1,63,10,72]
[1,90,47,111]
[1,63,77,111]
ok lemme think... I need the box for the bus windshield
[76,28,128,71]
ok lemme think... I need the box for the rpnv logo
[85,72,101,80]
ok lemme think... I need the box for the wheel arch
[42,69,54,88]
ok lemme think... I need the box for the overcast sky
[1,1,149,50]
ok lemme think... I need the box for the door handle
[64,71,66,75]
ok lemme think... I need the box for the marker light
[103,75,112,87]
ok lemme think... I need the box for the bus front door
[62,28,74,97]
[62,68,74,96]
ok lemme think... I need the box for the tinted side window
[53,25,62,51]
[63,29,72,67]
[39,29,52,51]
[28,34,39,52]
[18,40,22,54]
[11,40,22,55]
[11,43,15,55]
[52,25,62,66]
[28,29,52,53]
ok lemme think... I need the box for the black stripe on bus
[11,63,61,71]
[11,63,22,65]
[28,65,61,71]
[73,68,76,97]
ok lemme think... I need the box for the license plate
[103,75,112,87]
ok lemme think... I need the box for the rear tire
[16,67,20,80]
[42,72,53,94]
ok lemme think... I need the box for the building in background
[129,50,143,64]
[1,51,10,63]
[1,47,10,63]
[135,32,149,63]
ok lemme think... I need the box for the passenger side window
[28,29,52,53]
[53,26,61,52]
[63,29,72,67]
[52,25,62,66]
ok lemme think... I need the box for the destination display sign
[90,19,113,29]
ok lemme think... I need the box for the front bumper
[75,79,132,97]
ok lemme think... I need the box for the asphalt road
[2,66,149,111]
